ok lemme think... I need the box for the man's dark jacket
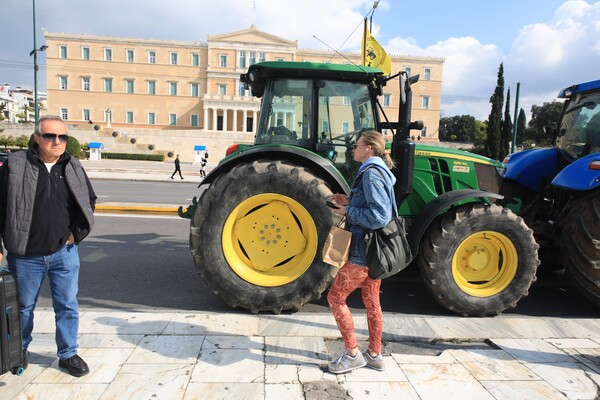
[0,146,96,256]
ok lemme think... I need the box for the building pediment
[208,25,297,48]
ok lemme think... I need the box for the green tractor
[181,61,539,316]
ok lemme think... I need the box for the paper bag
[322,220,352,268]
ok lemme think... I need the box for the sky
[1,0,599,121]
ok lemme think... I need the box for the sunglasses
[353,143,368,150]
[40,133,69,143]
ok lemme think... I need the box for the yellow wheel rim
[222,193,318,287]
[452,231,518,297]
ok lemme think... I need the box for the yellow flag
[362,27,392,76]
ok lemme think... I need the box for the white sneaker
[328,350,367,374]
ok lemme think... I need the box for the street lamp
[369,1,380,31]
[30,0,47,123]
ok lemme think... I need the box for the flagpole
[362,18,368,65]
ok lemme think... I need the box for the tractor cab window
[256,79,312,146]
[556,92,600,159]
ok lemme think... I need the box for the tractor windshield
[555,92,600,159]
[255,78,376,152]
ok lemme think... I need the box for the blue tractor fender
[503,147,560,193]
[552,152,600,191]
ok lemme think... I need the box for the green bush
[100,152,165,162]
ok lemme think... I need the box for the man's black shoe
[58,354,89,377]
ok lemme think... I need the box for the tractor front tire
[419,203,540,317]
[190,159,337,313]
[560,193,600,307]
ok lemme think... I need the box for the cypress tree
[517,108,527,146]
[500,87,512,159]
[486,63,505,160]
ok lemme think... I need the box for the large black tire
[419,203,540,317]
[190,159,338,313]
[560,193,600,307]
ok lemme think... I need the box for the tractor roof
[558,79,600,98]
[245,61,384,83]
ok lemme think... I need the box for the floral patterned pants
[327,262,383,354]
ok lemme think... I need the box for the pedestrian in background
[326,130,395,374]
[0,115,96,377]
[171,154,184,179]
[199,153,207,178]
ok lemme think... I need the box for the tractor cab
[555,80,600,161]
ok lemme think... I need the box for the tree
[500,87,512,159]
[439,115,479,143]
[0,102,6,122]
[486,63,505,160]
[516,108,527,145]
[0,135,15,149]
[15,135,29,149]
[526,101,563,145]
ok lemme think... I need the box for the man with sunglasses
[0,115,96,377]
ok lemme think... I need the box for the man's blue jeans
[7,244,81,360]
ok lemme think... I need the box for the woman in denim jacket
[326,130,395,374]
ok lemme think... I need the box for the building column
[212,108,217,130]
[243,110,248,132]
[233,109,238,132]
[223,109,228,132]
[204,108,209,130]
[252,111,257,133]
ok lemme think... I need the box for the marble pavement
[1,308,599,400]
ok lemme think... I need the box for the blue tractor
[500,79,600,307]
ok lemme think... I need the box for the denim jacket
[346,157,396,267]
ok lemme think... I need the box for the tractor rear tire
[419,203,540,317]
[560,193,600,307]
[190,159,337,313]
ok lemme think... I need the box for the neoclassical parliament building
[44,26,444,144]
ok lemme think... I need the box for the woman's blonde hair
[361,130,394,169]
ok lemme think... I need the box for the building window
[383,94,391,107]
[59,45,67,59]
[148,112,156,125]
[424,68,431,80]
[82,109,90,122]
[421,126,428,137]
[81,47,89,60]
[82,77,90,91]
[59,76,68,90]
[170,52,178,65]
[147,80,156,95]
[104,78,113,93]
[422,96,430,110]
[190,83,199,97]
[249,51,256,65]
[148,51,156,64]
[239,51,246,69]
[342,96,350,105]
[60,108,68,120]
[322,120,329,134]
[191,53,199,66]
[104,48,112,61]
[276,57,284,62]
[219,54,227,67]
[342,121,349,134]
[169,113,177,126]
[405,66,411,77]
[169,82,178,96]
[126,111,134,124]
[218,84,227,95]
[126,49,134,63]
[191,114,199,127]
[259,52,266,62]
[126,79,134,94]
[238,82,246,96]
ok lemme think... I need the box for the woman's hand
[331,193,349,206]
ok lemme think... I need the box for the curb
[95,203,182,215]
